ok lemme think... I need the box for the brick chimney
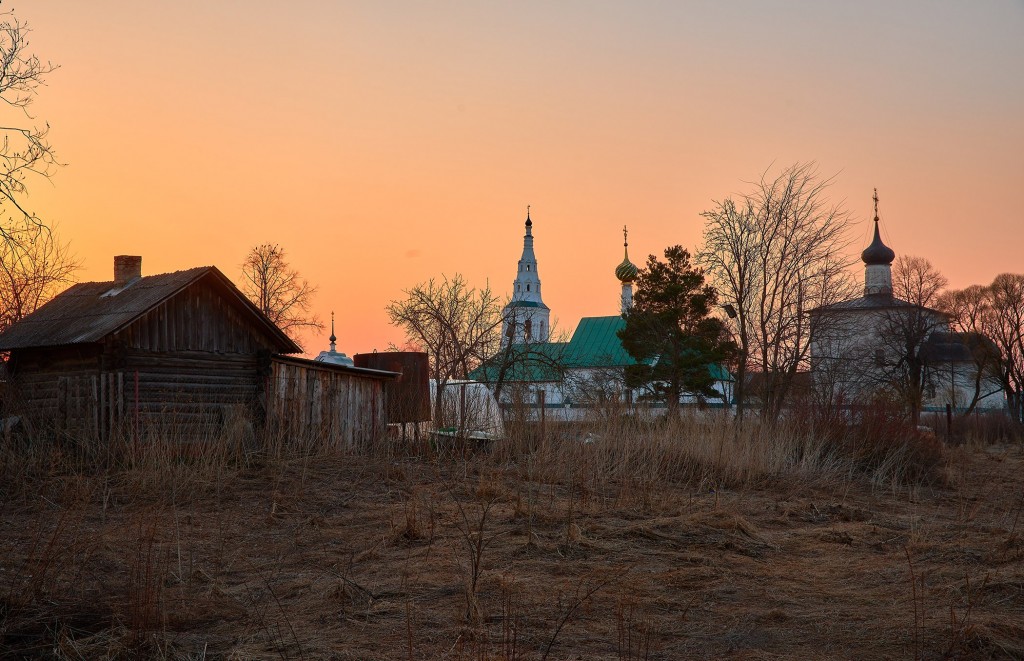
[114,255,142,283]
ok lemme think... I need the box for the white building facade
[810,194,1004,413]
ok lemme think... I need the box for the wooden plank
[92,375,99,440]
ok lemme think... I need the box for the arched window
[525,319,532,340]
[527,284,530,292]
[527,265,531,272]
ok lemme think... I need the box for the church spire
[501,206,550,345]
[329,311,337,352]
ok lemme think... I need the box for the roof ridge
[73,265,214,287]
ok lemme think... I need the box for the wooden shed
[0,255,329,440]
[266,356,397,448]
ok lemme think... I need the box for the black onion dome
[861,220,895,265]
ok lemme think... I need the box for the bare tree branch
[0,10,77,330]
[699,162,857,421]
[386,275,504,425]
[240,243,323,345]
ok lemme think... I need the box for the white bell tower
[501,207,551,345]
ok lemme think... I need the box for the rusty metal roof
[0,266,300,353]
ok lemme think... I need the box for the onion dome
[315,312,354,367]
[615,225,639,283]
[525,205,532,228]
[861,188,895,265]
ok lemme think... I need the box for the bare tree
[935,284,1003,416]
[985,274,1024,422]
[480,318,570,404]
[240,243,322,342]
[697,198,756,420]
[386,274,504,423]
[874,256,949,424]
[699,162,857,421]
[0,11,75,329]
[562,364,632,423]
[0,222,78,332]
[0,11,59,242]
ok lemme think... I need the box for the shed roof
[920,331,1000,364]
[272,355,399,380]
[0,266,300,353]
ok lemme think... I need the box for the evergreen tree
[618,246,736,417]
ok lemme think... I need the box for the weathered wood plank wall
[266,359,386,448]
[114,281,267,354]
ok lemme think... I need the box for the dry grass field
[2,415,1023,660]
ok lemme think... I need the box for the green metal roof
[468,342,569,383]
[564,316,635,368]
[505,300,548,309]
[564,316,732,381]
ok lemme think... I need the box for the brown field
[2,417,1023,660]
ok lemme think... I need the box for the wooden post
[538,389,546,444]
[134,370,140,445]
[946,403,953,443]
[460,383,468,438]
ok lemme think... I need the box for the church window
[527,265,530,271]
[527,284,530,292]
[525,319,532,340]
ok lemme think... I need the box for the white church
[472,210,733,417]
[809,192,1004,414]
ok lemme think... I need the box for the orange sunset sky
[14,1,1024,355]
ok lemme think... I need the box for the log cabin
[0,255,396,445]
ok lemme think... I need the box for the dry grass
[1,414,1023,659]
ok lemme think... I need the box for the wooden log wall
[6,346,102,430]
[119,350,261,438]
[8,349,262,441]
[267,359,385,448]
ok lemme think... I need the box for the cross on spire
[623,225,628,247]
[873,188,879,222]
